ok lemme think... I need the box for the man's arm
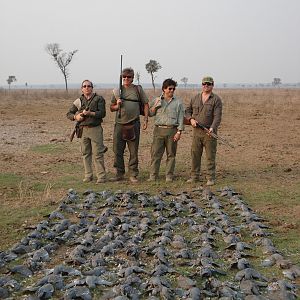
[211,96,222,131]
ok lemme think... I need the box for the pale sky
[1,0,300,86]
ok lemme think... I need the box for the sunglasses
[202,82,212,86]
[167,87,176,91]
[82,85,92,88]
[123,75,133,79]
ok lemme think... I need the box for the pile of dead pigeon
[0,187,299,299]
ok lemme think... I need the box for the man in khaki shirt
[148,78,184,182]
[110,68,149,183]
[185,76,222,186]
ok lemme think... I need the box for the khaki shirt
[149,96,184,131]
[111,84,148,124]
[185,92,222,131]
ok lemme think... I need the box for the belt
[81,125,98,128]
[156,125,177,129]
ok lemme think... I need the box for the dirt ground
[0,88,299,245]
[0,88,300,299]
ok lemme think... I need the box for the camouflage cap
[202,76,214,84]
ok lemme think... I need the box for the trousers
[81,125,106,180]
[150,126,178,178]
[113,121,140,177]
[190,127,217,180]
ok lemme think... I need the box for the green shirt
[66,93,106,126]
[149,96,184,131]
[111,84,148,124]
[185,92,222,131]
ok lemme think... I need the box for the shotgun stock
[70,121,80,142]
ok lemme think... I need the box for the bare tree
[45,43,78,92]
[145,59,161,91]
[272,77,281,87]
[135,72,141,85]
[181,77,188,88]
[7,76,17,90]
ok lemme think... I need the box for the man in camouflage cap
[185,76,222,186]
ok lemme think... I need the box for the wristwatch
[177,130,182,135]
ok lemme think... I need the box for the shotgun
[70,121,80,142]
[118,54,123,118]
[196,123,234,148]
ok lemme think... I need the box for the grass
[30,143,67,154]
[0,88,299,298]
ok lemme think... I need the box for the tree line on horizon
[4,43,286,91]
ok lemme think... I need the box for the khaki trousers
[150,126,178,178]
[81,125,106,180]
[190,128,217,180]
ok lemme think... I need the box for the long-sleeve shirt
[149,96,184,131]
[66,93,106,126]
[185,92,222,131]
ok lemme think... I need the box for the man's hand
[74,112,84,122]
[190,118,198,127]
[151,98,162,113]
[173,131,181,142]
[142,118,148,130]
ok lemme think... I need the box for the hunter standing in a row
[185,76,222,186]
[66,80,107,183]
[110,68,149,183]
[148,78,184,182]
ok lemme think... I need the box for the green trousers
[150,126,178,178]
[81,125,106,180]
[190,128,217,180]
[113,121,140,177]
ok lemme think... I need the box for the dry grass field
[0,87,299,298]
[0,88,299,249]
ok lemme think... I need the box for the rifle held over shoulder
[118,54,123,118]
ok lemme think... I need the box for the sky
[1,0,300,87]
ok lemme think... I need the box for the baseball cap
[202,76,214,84]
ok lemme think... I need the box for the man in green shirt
[110,68,149,183]
[148,78,184,182]
[67,80,107,183]
[185,76,222,186]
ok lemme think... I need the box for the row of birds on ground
[0,186,299,299]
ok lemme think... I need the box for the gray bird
[235,268,268,281]
[9,265,33,277]
[36,283,54,299]
[64,286,92,300]
[85,275,113,288]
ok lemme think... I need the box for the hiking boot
[96,178,106,184]
[166,176,173,183]
[110,174,124,182]
[206,179,215,186]
[129,176,139,183]
[147,175,157,182]
[186,177,199,183]
[83,177,93,183]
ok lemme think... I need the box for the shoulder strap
[135,85,142,102]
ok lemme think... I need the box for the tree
[181,77,188,88]
[7,76,17,89]
[45,43,78,92]
[272,77,281,87]
[145,59,161,91]
[135,72,141,85]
